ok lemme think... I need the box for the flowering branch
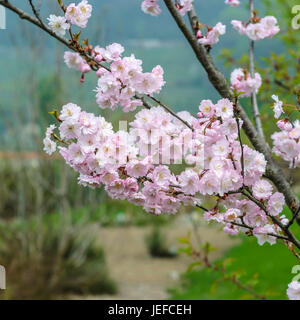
[162,0,300,225]
[249,0,264,139]
[3,0,300,299]
[2,0,299,225]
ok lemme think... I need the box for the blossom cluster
[230,68,262,97]
[271,101,300,169]
[141,0,193,17]
[48,0,92,36]
[271,95,300,168]
[65,0,92,28]
[232,16,280,41]
[64,42,165,112]
[94,44,165,112]
[44,97,288,247]
[197,23,226,46]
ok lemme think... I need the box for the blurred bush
[0,213,116,299]
[0,157,105,219]
[0,156,175,224]
[145,227,178,258]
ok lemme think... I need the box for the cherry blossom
[47,15,70,36]
[64,52,91,74]
[267,192,285,217]
[271,95,283,119]
[252,179,273,200]
[287,281,300,300]
[231,68,262,97]
[141,0,162,16]
[232,16,280,41]
[65,0,92,28]
[271,105,300,168]
[198,23,226,46]
[141,0,193,17]
[175,0,194,16]
[225,0,240,7]
[254,225,277,246]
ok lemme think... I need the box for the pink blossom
[60,103,81,121]
[215,98,234,120]
[224,208,241,222]
[198,100,215,118]
[223,223,239,235]
[150,165,172,187]
[232,16,280,41]
[126,159,151,178]
[225,0,240,7]
[272,121,300,168]
[287,281,300,300]
[276,119,292,132]
[59,119,81,139]
[271,95,283,119]
[65,0,92,28]
[43,137,56,155]
[176,0,193,17]
[124,178,139,196]
[178,169,200,195]
[252,179,273,200]
[267,192,285,216]
[253,225,277,246]
[231,20,246,35]
[231,68,262,97]
[198,23,226,46]
[78,111,98,135]
[244,210,268,228]
[67,143,86,165]
[141,0,161,16]
[64,51,91,73]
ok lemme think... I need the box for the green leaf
[186,261,203,272]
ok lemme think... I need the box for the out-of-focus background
[0,0,299,300]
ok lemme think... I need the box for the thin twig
[28,0,44,27]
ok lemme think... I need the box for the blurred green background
[0,0,299,300]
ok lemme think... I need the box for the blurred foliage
[0,158,104,218]
[0,157,176,225]
[170,236,298,300]
[170,201,300,300]
[0,212,116,299]
[145,227,178,258]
